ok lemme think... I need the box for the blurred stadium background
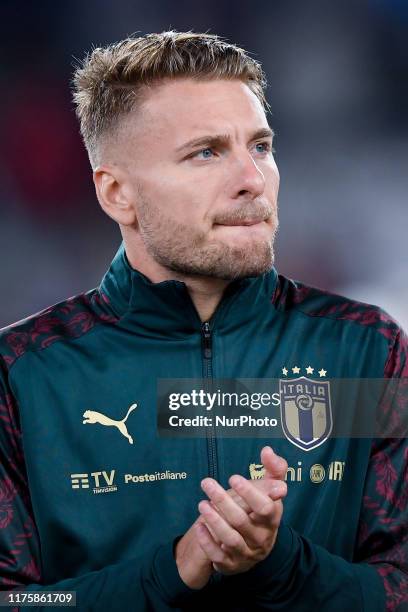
[0,0,407,329]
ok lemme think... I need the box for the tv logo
[70,470,117,494]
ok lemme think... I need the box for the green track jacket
[0,243,406,611]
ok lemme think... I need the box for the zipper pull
[202,322,212,359]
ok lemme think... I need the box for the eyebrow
[175,127,275,154]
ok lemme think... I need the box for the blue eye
[255,142,271,154]
[196,148,214,159]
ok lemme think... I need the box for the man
[0,31,406,611]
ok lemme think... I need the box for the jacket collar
[99,243,278,337]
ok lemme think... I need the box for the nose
[230,150,266,199]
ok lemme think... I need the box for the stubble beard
[136,192,278,281]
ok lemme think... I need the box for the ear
[93,164,138,226]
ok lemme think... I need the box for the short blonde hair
[72,30,269,167]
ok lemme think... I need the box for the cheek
[264,162,280,196]
[143,173,208,224]
[137,160,220,225]
[272,158,280,182]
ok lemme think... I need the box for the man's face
[120,78,280,280]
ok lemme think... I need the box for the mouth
[215,217,268,227]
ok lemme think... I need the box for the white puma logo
[83,403,137,444]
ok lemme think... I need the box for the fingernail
[272,483,285,492]
[201,479,214,493]
[199,500,211,514]
[230,474,244,488]
[272,487,285,497]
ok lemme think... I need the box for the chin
[209,244,275,280]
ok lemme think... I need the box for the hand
[175,517,214,589]
[196,446,287,574]
[175,447,288,587]
[175,473,286,589]
[226,446,287,515]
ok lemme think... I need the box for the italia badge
[279,376,333,451]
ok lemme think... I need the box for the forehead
[134,78,269,142]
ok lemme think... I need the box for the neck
[123,236,230,322]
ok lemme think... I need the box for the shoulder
[272,273,400,337]
[271,273,407,376]
[0,288,118,371]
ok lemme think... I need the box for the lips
[217,218,266,226]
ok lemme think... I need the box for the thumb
[261,446,288,480]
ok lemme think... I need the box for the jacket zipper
[202,321,218,480]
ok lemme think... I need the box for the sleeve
[219,327,408,612]
[0,359,197,612]
[354,326,408,612]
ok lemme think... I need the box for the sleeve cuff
[151,537,204,605]
[152,524,298,601]
[221,521,299,592]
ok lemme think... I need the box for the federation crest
[279,377,332,451]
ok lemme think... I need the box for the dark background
[1,0,407,329]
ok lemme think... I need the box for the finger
[203,510,223,545]
[194,521,225,565]
[196,513,220,542]
[250,477,288,501]
[198,500,247,554]
[269,483,287,501]
[228,479,287,515]
[229,475,276,520]
[227,491,267,515]
[227,489,251,513]
[201,478,252,531]
[261,446,288,480]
